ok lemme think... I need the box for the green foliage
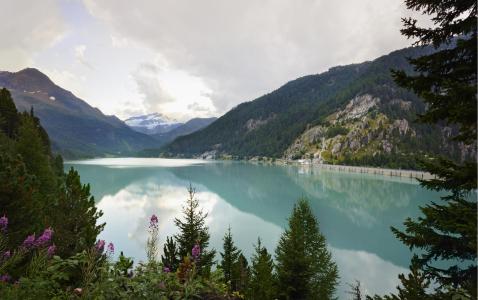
[275,198,339,300]
[174,185,216,276]
[249,238,276,300]
[162,44,448,163]
[325,125,349,138]
[161,236,180,272]
[231,253,249,297]
[371,0,477,299]
[52,168,104,258]
[220,226,240,291]
[0,88,18,138]
[0,88,102,269]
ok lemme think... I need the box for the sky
[0,0,430,121]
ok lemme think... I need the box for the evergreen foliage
[0,88,102,267]
[174,185,216,276]
[232,253,250,295]
[249,238,275,300]
[275,198,339,299]
[0,88,18,138]
[372,0,477,299]
[220,226,240,291]
[52,168,104,258]
[161,236,180,272]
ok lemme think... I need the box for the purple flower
[3,251,10,260]
[35,228,53,247]
[163,266,170,273]
[22,234,35,249]
[150,214,158,228]
[0,215,8,232]
[95,240,105,253]
[0,274,11,283]
[47,244,56,257]
[192,243,201,260]
[106,242,114,255]
[150,214,158,224]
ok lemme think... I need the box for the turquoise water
[65,158,439,299]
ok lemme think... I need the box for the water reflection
[66,159,439,299]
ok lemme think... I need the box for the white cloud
[0,0,65,71]
[131,59,217,121]
[83,0,430,116]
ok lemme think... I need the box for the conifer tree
[52,168,104,257]
[275,198,338,300]
[15,114,56,196]
[220,226,240,290]
[174,185,215,276]
[385,0,477,297]
[249,238,276,300]
[0,88,19,138]
[232,253,250,295]
[161,236,180,271]
[0,149,43,247]
[367,258,437,300]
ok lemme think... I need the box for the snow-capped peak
[124,113,182,135]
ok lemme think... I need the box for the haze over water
[66,158,439,299]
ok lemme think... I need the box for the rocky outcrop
[335,94,380,121]
[244,113,276,132]
[283,92,447,166]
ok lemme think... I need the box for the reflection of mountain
[65,164,159,200]
[170,162,436,268]
[70,160,438,269]
[286,166,422,227]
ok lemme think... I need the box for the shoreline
[66,156,435,180]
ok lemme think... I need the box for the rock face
[336,94,380,121]
[284,90,474,167]
[244,114,276,132]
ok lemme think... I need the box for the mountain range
[124,113,182,135]
[0,69,214,158]
[160,45,474,169]
[125,113,216,147]
[2,44,474,168]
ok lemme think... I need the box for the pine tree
[52,168,104,257]
[0,149,43,247]
[220,226,240,290]
[367,258,438,300]
[174,185,216,276]
[386,0,477,297]
[15,114,56,196]
[161,236,180,271]
[347,280,363,300]
[232,253,250,295]
[249,238,275,300]
[0,88,19,138]
[275,198,339,300]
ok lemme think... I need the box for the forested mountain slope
[163,46,474,168]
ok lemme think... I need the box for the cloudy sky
[1,0,428,121]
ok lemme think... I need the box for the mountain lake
[65,158,441,299]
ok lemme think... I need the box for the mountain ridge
[0,68,160,158]
[160,45,474,169]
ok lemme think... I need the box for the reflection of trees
[171,162,438,268]
[71,161,440,269]
[64,164,159,201]
[286,166,425,227]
